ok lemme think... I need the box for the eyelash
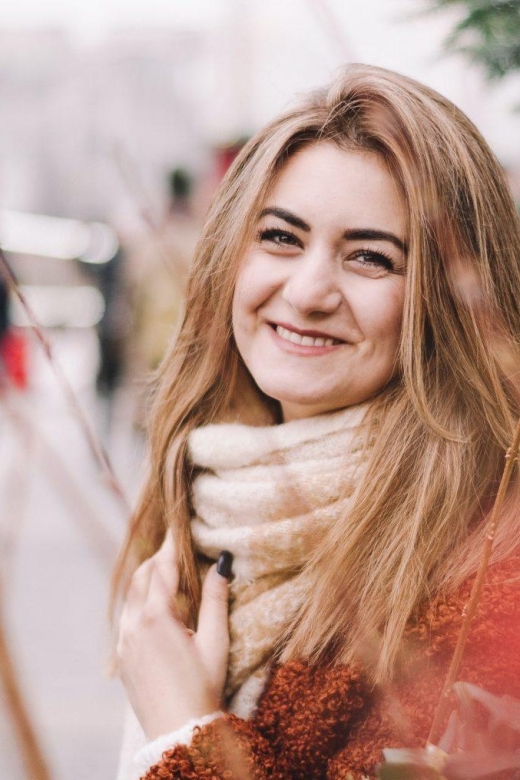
[257,228,396,272]
[351,248,395,271]
[257,227,301,246]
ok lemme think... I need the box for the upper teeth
[276,325,336,347]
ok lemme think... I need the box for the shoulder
[252,559,520,726]
[415,557,520,635]
[405,557,520,697]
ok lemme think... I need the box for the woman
[114,64,520,779]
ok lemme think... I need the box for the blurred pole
[0,591,52,780]
[228,0,253,134]
[305,0,355,60]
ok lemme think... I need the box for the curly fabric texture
[141,558,520,779]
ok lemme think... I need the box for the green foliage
[425,0,520,79]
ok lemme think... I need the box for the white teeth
[275,325,337,347]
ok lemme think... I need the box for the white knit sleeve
[133,711,224,776]
[115,704,223,780]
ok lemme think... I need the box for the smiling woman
[233,144,406,420]
[113,64,520,780]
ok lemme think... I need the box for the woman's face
[232,143,407,421]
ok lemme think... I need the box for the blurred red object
[214,137,249,180]
[0,329,29,389]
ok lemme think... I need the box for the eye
[257,227,303,249]
[346,248,400,277]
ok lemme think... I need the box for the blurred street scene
[0,1,519,778]
[0,330,137,780]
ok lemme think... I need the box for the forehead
[264,142,406,237]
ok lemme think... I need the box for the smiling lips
[273,323,343,348]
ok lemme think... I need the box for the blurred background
[0,1,518,778]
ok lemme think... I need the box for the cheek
[232,273,254,339]
[231,266,262,346]
[232,255,279,324]
[361,284,404,350]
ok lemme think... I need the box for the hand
[117,532,231,740]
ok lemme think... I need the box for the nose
[281,254,343,316]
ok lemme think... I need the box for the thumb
[196,552,232,674]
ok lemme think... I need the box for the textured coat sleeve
[140,714,283,780]
[140,660,369,779]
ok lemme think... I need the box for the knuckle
[136,558,152,576]
[157,535,173,559]
[153,557,171,578]
[140,603,164,627]
[128,559,151,593]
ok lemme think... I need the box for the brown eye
[257,228,302,247]
[347,249,395,274]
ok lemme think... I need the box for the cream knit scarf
[188,401,372,718]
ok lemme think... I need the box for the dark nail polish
[217,550,233,579]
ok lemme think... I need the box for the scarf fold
[188,402,372,717]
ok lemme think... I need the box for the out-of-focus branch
[305,0,355,60]
[112,143,183,277]
[427,251,520,744]
[0,589,52,780]
[0,246,130,518]
[1,395,119,572]
[112,142,160,235]
[0,395,33,585]
[427,415,520,745]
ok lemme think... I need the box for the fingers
[152,530,180,604]
[117,542,232,728]
[121,530,180,628]
[122,537,232,657]
[146,557,182,621]
[125,556,155,610]
[195,559,232,681]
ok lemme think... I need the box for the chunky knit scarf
[188,401,372,718]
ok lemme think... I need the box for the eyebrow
[259,207,310,232]
[344,229,407,254]
[259,206,407,254]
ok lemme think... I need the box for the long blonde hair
[113,64,520,683]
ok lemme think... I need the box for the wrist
[144,699,224,741]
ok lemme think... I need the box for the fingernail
[217,550,233,579]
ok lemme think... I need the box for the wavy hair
[112,64,520,682]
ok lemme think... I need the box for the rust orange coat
[142,559,520,779]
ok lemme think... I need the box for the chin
[268,390,344,421]
[260,386,325,409]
